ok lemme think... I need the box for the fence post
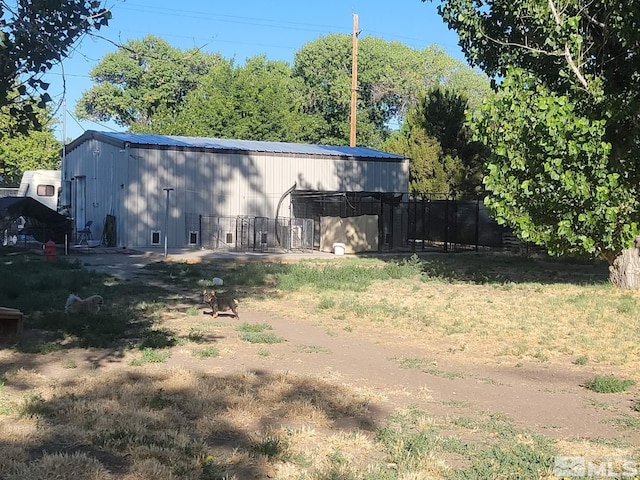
[475,200,480,252]
[444,197,449,253]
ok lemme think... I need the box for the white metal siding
[63,139,408,248]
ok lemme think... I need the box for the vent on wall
[188,231,198,245]
[151,230,161,245]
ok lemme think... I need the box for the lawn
[0,248,638,479]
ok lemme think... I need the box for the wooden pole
[350,13,359,147]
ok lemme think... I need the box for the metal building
[62,131,409,249]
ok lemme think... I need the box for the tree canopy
[0,97,60,185]
[0,0,110,132]
[293,34,491,147]
[383,88,486,198]
[76,34,491,148]
[426,0,640,265]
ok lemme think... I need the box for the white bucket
[333,243,345,255]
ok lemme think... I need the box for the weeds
[192,346,219,359]
[296,344,331,354]
[240,332,284,344]
[250,433,289,460]
[573,355,589,365]
[584,376,636,393]
[235,323,284,343]
[129,348,171,366]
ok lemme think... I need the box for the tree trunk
[609,237,640,288]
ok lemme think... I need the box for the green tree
[383,114,445,196]
[149,55,315,142]
[0,98,60,185]
[0,0,110,132]
[384,88,486,198]
[426,0,640,286]
[293,34,491,147]
[76,35,219,131]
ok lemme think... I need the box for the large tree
[293,34,490,147]
[384,88,486,198]
[0,0,110,132]
[426,0,640,286]
[76,35,220,131]
[0,96,60,185]
[78,34,490,147]
[155,55,316,142]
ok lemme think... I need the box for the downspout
[275,183,297,247]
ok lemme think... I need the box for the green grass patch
[147,391,173,410]
[192,346,220,359]
[584,376,636,393]
[250,433,289,460]
[395,356,435,370]
[612,415,640,430]
[129,348,172,366]
[235,322,273,333]
[274,258,423,292]
[573,355,589,365]
[376,408,556,479]
[236,323,283,343]
[62,359,77,369]
[318,296,336,309]
[17,339,65,354]
[296,344,331,354]
[240,332,284,344]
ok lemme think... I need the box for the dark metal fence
[185,195,520,254]
[184,214,314,252]
[407,196,508,252]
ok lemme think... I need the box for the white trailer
[17,170,61,211]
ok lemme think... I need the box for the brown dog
[202,289,239,319]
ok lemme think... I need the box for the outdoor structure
[61,131,409,250]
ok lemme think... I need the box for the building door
[74,175,86,237]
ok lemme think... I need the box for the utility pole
[349,13,359,147]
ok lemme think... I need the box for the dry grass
[2,251,640,478]
[248,273,640,374]
[0,367,378,479]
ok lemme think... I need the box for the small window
[151,231,161,245]
[225,232,233,244]
[37,184,55,197]
[188,231,198,245]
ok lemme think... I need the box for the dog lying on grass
[202,289,239,319]
[65,294,104,314]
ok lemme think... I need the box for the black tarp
[0,197,72,244]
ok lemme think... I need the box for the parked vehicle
[16,170,61,211]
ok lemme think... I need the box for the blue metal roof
[75,131,405,160]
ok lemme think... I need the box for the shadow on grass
[0,250,186,362]
[407,251,611,285]
[0,368,381,479]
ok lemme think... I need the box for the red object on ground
[44,240,56,261]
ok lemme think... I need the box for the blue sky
[47,0,465,141]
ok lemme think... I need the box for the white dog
[64,294,104,314]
